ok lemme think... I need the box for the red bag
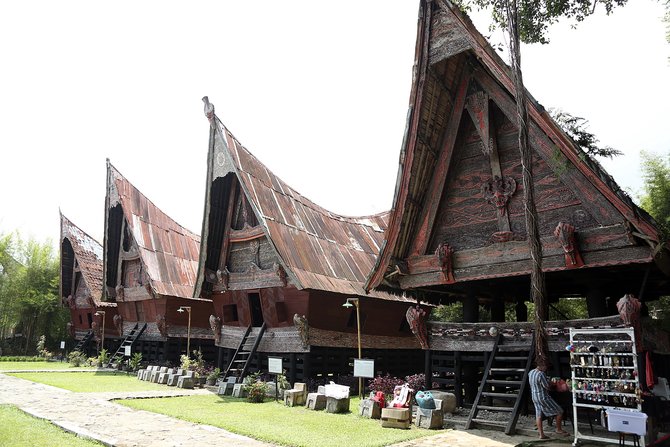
[372,391,385,408]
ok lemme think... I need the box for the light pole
[177,306,192,356]
[95,311,106,352]
[343,297,362,399]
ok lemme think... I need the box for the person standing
[528,364,569,439]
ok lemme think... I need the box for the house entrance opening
[249,292,263,327]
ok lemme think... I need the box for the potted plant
[206,367,221,386]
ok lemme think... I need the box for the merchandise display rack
[569,327,644,446]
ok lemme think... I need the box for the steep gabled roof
[366,0,666,291]
[59,212,111,306]
[196,104,410,302]
[105,161,201,299]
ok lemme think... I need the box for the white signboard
[60,341,65,349]
[268,357,283,374]
[353,358,375,378]
[124,345,132,357]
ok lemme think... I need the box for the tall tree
[639,151,670,237]
[460,0,628,367]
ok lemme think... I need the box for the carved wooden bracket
[156,314,167,338]
[293,314,309,349]
[435,242,455,284]
[275,264,288,287]
[482,176,516,216]
[216,268,230,291]
[465,91,490,154]
[115,284,125,301]
[209,314,222,344]
[113,314,124,337]
[554,222,584,268]
[406,305,429,350]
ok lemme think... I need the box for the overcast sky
[0,1,668,248]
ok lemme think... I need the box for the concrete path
[0,371,584,447]
[0,372,271,447]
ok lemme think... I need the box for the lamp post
[343,297,362,399]
[177,306,192,356]
[95,311,106,352]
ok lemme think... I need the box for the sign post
[354,358,375,398]
[60,341,65,362]
[268,357,283,402]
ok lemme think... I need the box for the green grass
[0,405,102,446]
[121,395,440,447]
[7,371,168,392]
[0,361,90,371]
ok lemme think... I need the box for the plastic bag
[415,391,436,409]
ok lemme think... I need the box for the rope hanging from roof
[504,0,549,368]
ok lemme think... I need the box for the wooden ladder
[73,330,94,353]
[223,323,266,383]
[465,333,535,435]
[106,322,147,367]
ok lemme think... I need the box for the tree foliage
[550,109,622,159]
[458,0,628,44]
[639,151,670,237]
[0,232,66,355]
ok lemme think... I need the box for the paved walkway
[0,371,582,447]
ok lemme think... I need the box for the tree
[0,232,65,355]
[639,151,670,237]
[459,0,628,368]
[550,109,622,159]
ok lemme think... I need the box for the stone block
[166,369,185,387]
[306,393,326,411]
[265,382,285,399]
[414,408,443,429]
[232,383,247,398]
[158,368,175,385]
[284,389,306,407]
[150,367,168,383]
[136,369,145,380]
[427,391,457,413]
[358,399,381,419]
[381,407,411,429]
[176,375,194,389]
[218,381,236,396]
[317,385,326,395]
[325,396,350,414]
[141,366,155,381]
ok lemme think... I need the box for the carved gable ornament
[554,222,584,268]
[482,175,516,216]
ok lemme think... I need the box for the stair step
[494,356,528,361]
[489,368,525,373]
[471,418,506,427]
[476,405,513,412]
[486,379,522,386]
[481,392,518,399]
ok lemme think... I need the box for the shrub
[67,351,87,367]
[36,335,54,360]
[207,367,221,382]
[180,354,192,371]
[245,380,269,403]
[368,374,404,396]
[129,353,143,372]
[97,349,109,367]
[0,356,42,362]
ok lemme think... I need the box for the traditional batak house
[194,99,426,385]
[365,0,670,433]
[60,213,118,355]
[102,161,214,362]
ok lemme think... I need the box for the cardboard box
[607,409,647,436]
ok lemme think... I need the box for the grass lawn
[121,394,441,447]
[0,405,102,447]
[7,371,168,392]
[0,361,89,371]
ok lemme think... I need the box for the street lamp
[177,306,192,356]
[95,311,106,352]
[343,297,362,398]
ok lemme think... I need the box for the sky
[0,1,668,248]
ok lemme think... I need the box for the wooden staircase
[465,333,535,435]
[223,323,266,383]
[73,330,94,353]
[106,323,147,367]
